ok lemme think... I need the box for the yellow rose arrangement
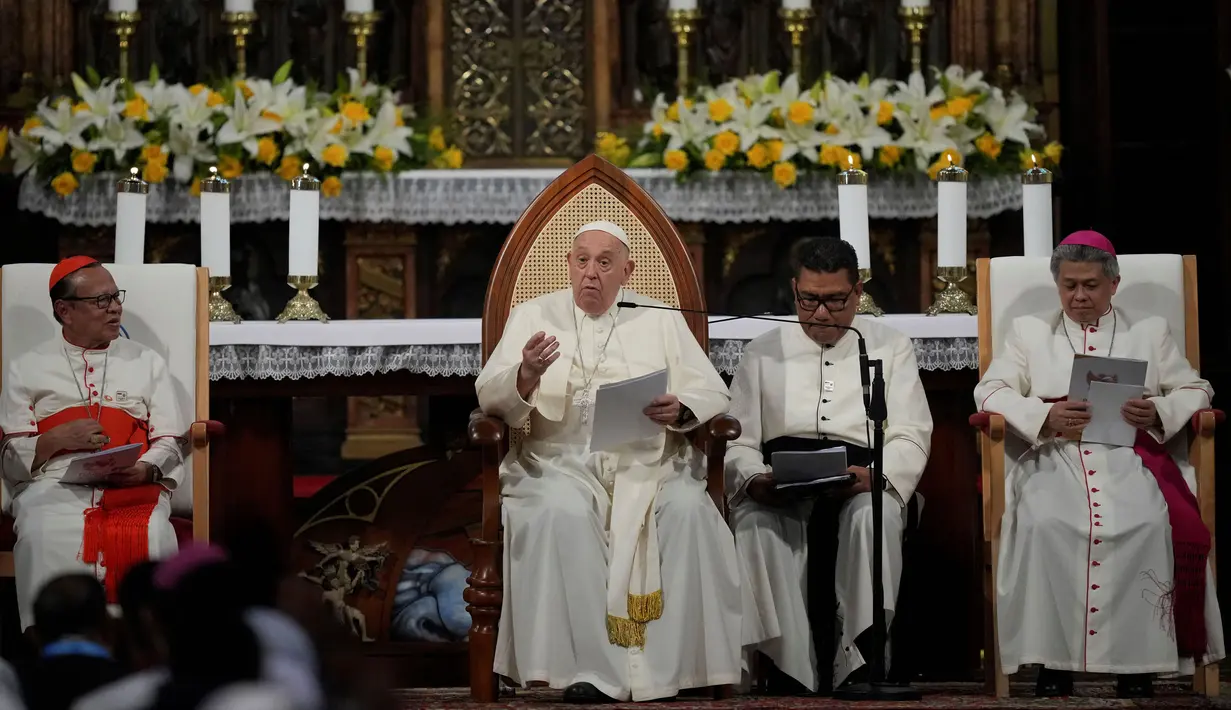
[11,62,465,199]
[626,65,1060,189]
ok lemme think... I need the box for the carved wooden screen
[446,0,588,161]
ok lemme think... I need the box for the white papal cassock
[725,318,932,690]
[475,288,744,702]
[974,307,1225,674]
[0,335,185,629]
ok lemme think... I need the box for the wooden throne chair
[466,155,740,702]
[0,264,218,582]
[970,254,1220,698]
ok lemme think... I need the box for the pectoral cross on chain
[573,387,594,424]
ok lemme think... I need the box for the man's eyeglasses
[60,291,125,309]
[795,286,853,313]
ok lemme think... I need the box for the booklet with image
[771,447,856,493]
[1067,354,1147,401]
[61,443,144,485]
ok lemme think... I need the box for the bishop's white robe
[475,288,744,702]
[0,335,186,629]
[974,307,1225,675]
[726,318,932,690]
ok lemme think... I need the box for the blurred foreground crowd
[0,518,399,710]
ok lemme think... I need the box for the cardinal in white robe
[725,238,932,693]
[973,231,1225,698]
[0,257,185,630]
[475,222,743,703]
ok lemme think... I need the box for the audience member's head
[32,573,110,648]
[117,560,165,670]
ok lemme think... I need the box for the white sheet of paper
[770,447,849,484]
[61,443,144,485]
[1068,355,1147,401]
[1083,381,1144,448]
[589,369,669,452]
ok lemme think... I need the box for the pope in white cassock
[974,231,1225,698]
[725,238,932,693]
[474,222,743,703]
[0,257,186,631]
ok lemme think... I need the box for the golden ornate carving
[296,459,444,536]
[450,0,515,157]
[355,256,405,319]
[523,0,586,157]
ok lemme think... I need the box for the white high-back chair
[0,263,214,575]
[973,254,1220,697]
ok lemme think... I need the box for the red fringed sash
[1040,397,1210,658]
[37,405,161,603]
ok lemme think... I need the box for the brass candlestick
[104,11,141,84]
[926,266,977,315]
[898,5,934,75]
[668,9,702,97]
[222,11,258,77]
[277,275,329,323]
[343,11,382,85]
[208,277,242,323]
[779,7,816,81]
[857,268,884,317]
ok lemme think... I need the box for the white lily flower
[975,88,1041,147]
[893,71,947,122]
[70,74,122,130]
[642,94,671,139]
[87,116,145,163]
[166,122,217,183]
[9,133,40,176]
[895,109,958,170]
[356,102,414,158]
[133,80,181,121]
[936,65,990,97]
[169,88,219,134]
[827,98,892,161]
[289,113,365,164]
[28,98,91,153]
[259,84,319,139]
[767,73,815,118]
[776,120,823,163]
[345,68,385,102]
[216,92,280,157]
[846,74,894,107]
[662,100,716,152]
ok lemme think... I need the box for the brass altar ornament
[116,166,148,195]
[200,165,228,193]
[277,275,329,323]
[104,11,141,84]
[856,267,884,317]
[343,11,382,85]
[838,154,868,186]
[937,159,969,183]
[222,10,259,77]
[667,8,702,96]
[927,266,977,316]
[291,163,320,191]
[897,5,934,76]
[1022,153,1053,185]
[779,7,816,81]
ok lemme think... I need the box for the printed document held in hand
[1083,381,1145,448]
[771,447,853,491]
[61,443,144,485]
[589,368,669,452]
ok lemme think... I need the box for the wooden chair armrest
[468,410,507,447]
[189,420,226,447]
[699,414,740,519]
[1191,409,1225,437]
[968,412,1006,440]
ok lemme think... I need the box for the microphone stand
[618,301,920,701]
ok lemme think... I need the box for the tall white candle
[200,167,231,278]
[344,0,374,12]
[114,168,148,265]
[668,0,698,10]
[837,157,871,269]
[109,0,138,12]
[1021,157,1054,258]
[901,0,931,7]
[288,165,321,276]
[782,0,812,9]
[936,164,969,268]
[224,0,255,12]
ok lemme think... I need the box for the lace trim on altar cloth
[208,338,979,381]
[21,170,1022,227]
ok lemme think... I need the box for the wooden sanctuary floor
[391,683,1231,709]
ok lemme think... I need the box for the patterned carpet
[392,683,1231,709]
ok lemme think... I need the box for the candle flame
[302,163,310,175]
[946,154,954,167]
[1031,153,1038,168]
[209,165,218,176]
[130,167,139,177]
[847,154,854,168]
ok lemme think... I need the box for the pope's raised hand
[520,332,560,377]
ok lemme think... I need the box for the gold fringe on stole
[606,615,647,648]
[627,589,663,623]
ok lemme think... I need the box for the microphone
[616,300,872,411]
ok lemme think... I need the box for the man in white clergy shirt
[725,237,932,694]
[973,231,1224,698]
[474,221,743,703]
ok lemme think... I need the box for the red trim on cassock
[37,405,161,603]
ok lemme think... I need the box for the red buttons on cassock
[1084,450,1092,455]
[1094,514,1101,519]
[1089,327,1097,333]
[1095,522,1102,527]
[1089,630,1097,635]
[1092,584,1101,589]
[1088,470,1096,475]
[88,367,94,373]
[1092,561,1101,567]
[1088,346,1096,351]
[1091,607,1099,612]
[1093,502,1101,507]
[1093,540,1102,545]
[1091,488,1099,493]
